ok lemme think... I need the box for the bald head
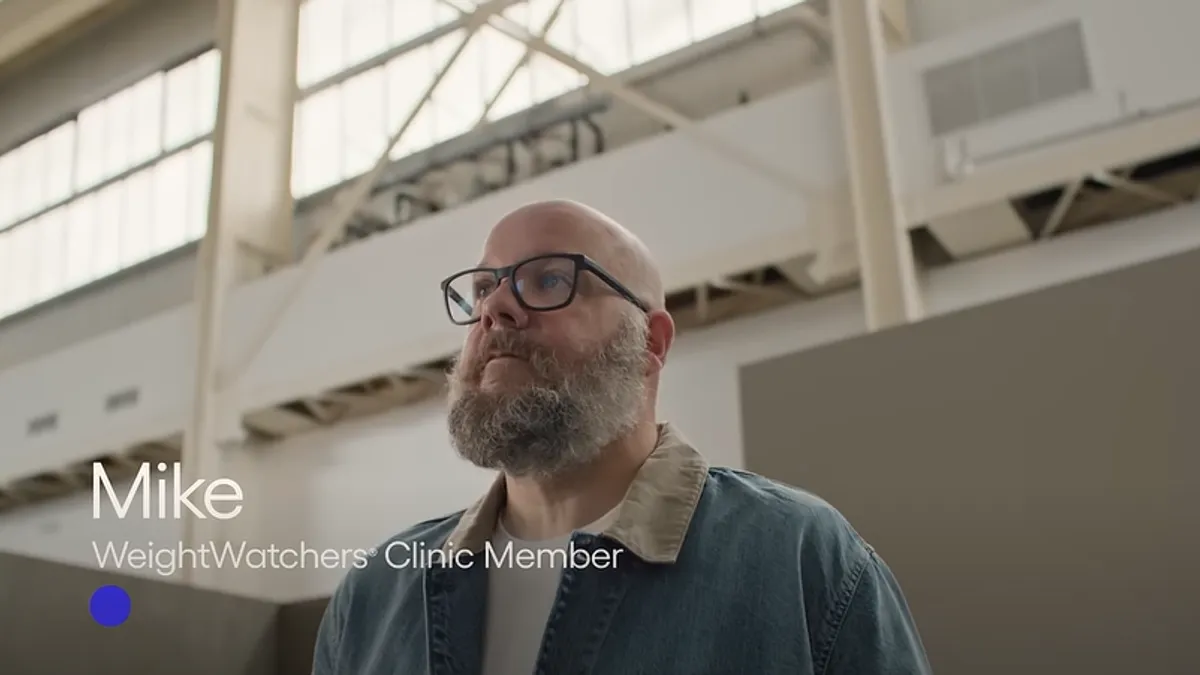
[446,199,676,477]
[485,199,666,311]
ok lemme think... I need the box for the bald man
[312,200,932,675]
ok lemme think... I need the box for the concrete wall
[739,247,1200,674]
[906,0,1048,41]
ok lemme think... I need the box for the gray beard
[446,314,648,478]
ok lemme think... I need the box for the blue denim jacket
[312,424,932,674]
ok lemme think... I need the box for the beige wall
[740,247,1200,675]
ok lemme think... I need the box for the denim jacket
[312,423,932,674]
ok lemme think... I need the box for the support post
[180,0,299,588]
[830,0,923,330]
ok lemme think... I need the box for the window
[164,51,220,150]
[574,0,630,73]
[430,32,486,144]
[755,0,804,16]
[342,68,388,178]
[345,0,391,68]
[692,0,755,42]
[294,86,344,195]
[0,49,218,320]
[298,0,347,87]
[391,0,456,50]
[479,25,532,120]
[0,231,11,316]
[0,0,785,321]
[386,45,438,159]
[289,0,777,200]
[152,151,193,255]
[629,0,692,64]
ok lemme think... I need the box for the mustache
[481,330,540,361]
[457,330,558,379]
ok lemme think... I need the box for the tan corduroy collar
[442,423,709,563]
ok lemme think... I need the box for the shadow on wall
[739,246,1200,674]
[0,550,329,675]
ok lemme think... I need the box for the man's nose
[480,278,528,330]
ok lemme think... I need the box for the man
[312,200,932,674]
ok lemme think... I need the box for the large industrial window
[0,0,804,321]
[289,0,803,197]
[0,50,218,319]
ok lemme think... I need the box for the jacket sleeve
[819,550,933,675]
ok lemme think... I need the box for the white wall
[0,247,199,371]
[4,198,1200,601]
[907,0,1048,41]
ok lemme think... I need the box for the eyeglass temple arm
[447,286,473,315]
[587,264,651,312]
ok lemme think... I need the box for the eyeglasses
[440,253,650,326]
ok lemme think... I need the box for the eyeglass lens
[445,256,577,323]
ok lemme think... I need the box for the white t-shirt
[480,510,616,675]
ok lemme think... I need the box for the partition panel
[740,246,1200,675]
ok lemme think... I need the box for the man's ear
[645,309,675,374]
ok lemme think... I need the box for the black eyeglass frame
[440,252,651,326]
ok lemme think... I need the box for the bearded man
[312,200,932,675]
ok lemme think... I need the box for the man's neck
[499,421,660,541]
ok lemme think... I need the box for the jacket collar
[443,423,708,563]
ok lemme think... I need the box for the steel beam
[180,0,300,587]
[830,0,923,330]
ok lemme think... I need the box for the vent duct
[105,387,140,412]
[923,21,1092,137]
[26,412,58,436]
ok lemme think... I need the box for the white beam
[927,201,1031,258]
[181,0,300,587]
[904,102,1200,227]
[1091,170,1185,207]
[877,0,909,45]
[830,0,923,330]
[1040,177,1085,240]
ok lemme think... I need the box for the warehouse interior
[0,0,1197,672]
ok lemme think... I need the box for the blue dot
[89,585,131,627]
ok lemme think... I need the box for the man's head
[444,200,674,478]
